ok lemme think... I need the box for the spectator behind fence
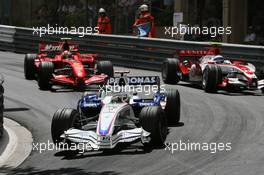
[244,26,256,44]
[96,8,112,34]
[133,4,156,38]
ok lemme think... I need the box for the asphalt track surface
[1,51,264,175]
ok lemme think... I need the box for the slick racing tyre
[139,106,167,146]
[38,62,54,90]
[51,108,80,145]
[24,54,37,80]
[164,89,181,124]
[162,58,180,84]
[202,64,222,93]
[97,61,114,77]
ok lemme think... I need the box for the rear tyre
[202,65,222,93]
[162,58,180,84]
[24,54,37,80]
[139,106,167,146]
[261,88,264,94]
[38,62,54,90]
[164,89,181,124]
[97,61,114,77]
[51,108,80,145]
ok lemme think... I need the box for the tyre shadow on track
[168,122,184,127]
[0,166,120,175]
[4,107,30,112]
[177,83,263,96]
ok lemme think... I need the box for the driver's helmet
[99,8,106,14]
[62,50,72,59]
[223,60,232,64]
[212,55,224,64]
[62,41,70,51]
[139,4,148,12]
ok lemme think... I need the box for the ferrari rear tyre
[162,58,180,84]
[202,64,222,93]
[139,106,167,146]
[51,108,80,145]
[165,89,181,124]
[24,54,37,80]
[38,62,54,90]
[97,61,114,77]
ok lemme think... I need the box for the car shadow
[1,165,120,175]
[217,90,263,96]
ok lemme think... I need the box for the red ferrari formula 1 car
[24,40,113,90]
[162,47,264,93]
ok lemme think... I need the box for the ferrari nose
[76,70,85,78]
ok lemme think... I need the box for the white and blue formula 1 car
[51,71,180,152]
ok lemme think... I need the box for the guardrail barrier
[1,25,264,71]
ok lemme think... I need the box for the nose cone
[73,63,85,78]
[76,69,85,78]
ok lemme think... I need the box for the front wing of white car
[61,128,150,151]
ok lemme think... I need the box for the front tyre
[38,62,54,90]
[24,54,37,80]
[164,89,181,124]
[51,108,80,145]
[162,58,180,84]
[139,106,167,146]
[202,64,222,93]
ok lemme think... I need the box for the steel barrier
[1,24,264,71]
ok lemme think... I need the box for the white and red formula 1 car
[162,47,264,93]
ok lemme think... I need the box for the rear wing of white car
[107,76,160,86]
